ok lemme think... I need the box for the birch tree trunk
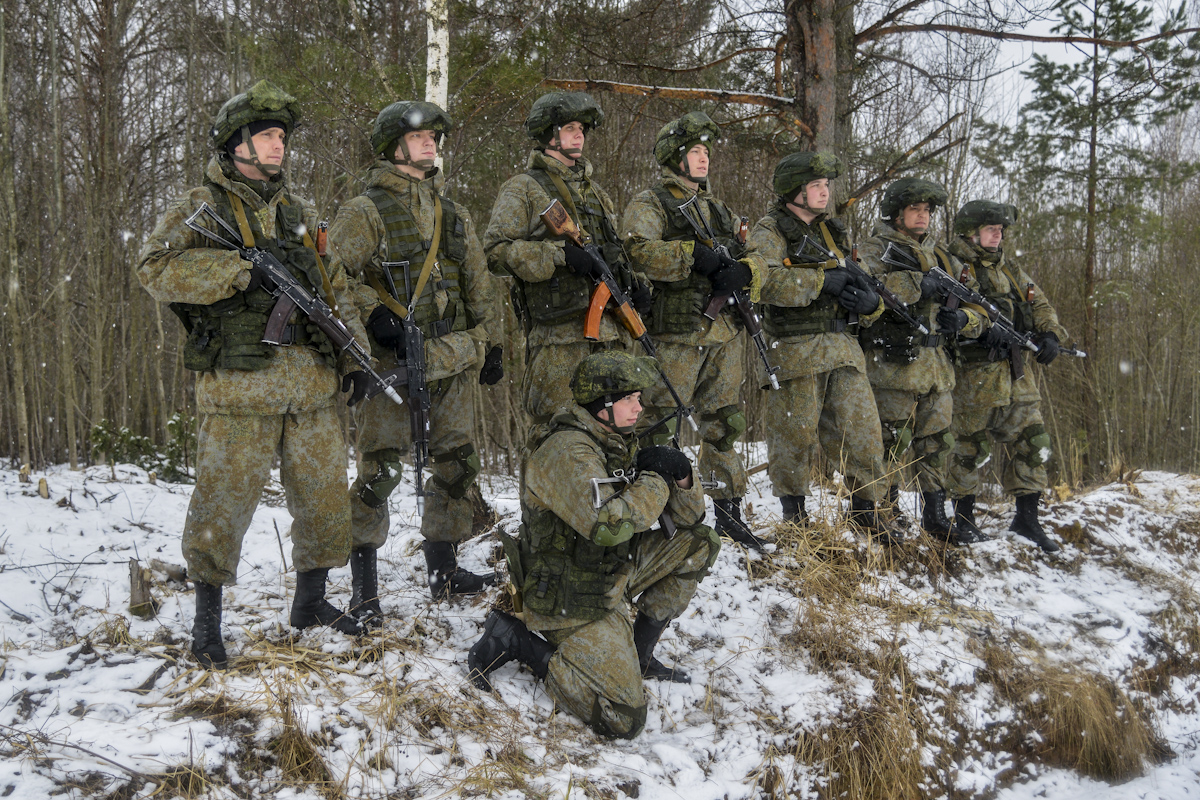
[426,0,449,170]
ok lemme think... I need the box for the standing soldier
[484,91,650,425]
[744,152,898,541]
[945,201,1071,553]
[857,178,991,545]
[137,81,365,669]
[331,101,503,611]
[621,111,758,546]
[467,351,719,739]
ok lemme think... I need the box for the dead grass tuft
[458,743,542,797]
[93,614,136,648]
[147,764,216,798]
[267,696,339,798]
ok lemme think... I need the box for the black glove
[635,445,692,482]
[710,260,752,295]
[937,307,969,334]
[341,371,370,407]
[367,305,406,350]
[982,323,1010,359]
[631,279,653,316]
[838,285,880,315]
[564,242,596,278]
[1034,331,1061,365]
[821,267,853,297]
[479,345,504,385]
[241,267,264,294]
[690,242,721,276]
[920,271,941,299]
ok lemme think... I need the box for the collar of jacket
[872,219,936,250]
[950,235,1003,267]
[209,154,284,203]
[365,157,445,194]
[658,167,711,198]
[549,405,638,454]
[774,197,828,226]
[528,148,594,181]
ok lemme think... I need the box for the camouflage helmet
[954,200,1019,235]
[210,80,301,149]
[371,101,453,157]
[880,177,949,219]
[654,111,720,169]
[525,91,605,144]
[773,151,842,199]
[570,351,658,406]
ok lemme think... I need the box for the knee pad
[885,421,914,462]
[1019,424,1052,467]
[703,405,747,453]
[923,430,956,470]
[957,430,992,471]
[357,448,405,509]
[644,411,679,447]
[431,443,481,500]
[590,695,648,740]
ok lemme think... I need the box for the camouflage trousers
[182,407,351,586]
[872,387,954,494]
[765,366,885,502]
[350,369,479,547]
[540,525,717,739]
[523,338,630,424]
[641,338,748,500]
[945,398,1049,498]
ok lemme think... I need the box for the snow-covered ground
[2,456,1199,799]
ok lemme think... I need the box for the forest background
[2,0,1199,489]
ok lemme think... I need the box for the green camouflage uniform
[944,237,1070,498]
[858,222,987,493]
[514,405,716,738]
[484,150,635,422]
[621,169,750,499]
[330,160,502,546]
[745,206,888,501]
[137,156,367,586]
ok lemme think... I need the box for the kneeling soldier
[468,351,719,739]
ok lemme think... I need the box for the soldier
[331,101,503,610]
[621,111,757,546]
[857,178,991,545]
[744,152,898,542]
[137,81,366,669]
[484,91,650,425]
[467,351,719,739]
[945,201,1071,553]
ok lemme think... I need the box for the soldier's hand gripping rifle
[675,197,781,390]
[379,265,432,516]
[183,202,406,408]
[540,199,698,432]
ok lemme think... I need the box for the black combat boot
[633,612,691,684]
[348,546,382,629]
[780,495,807,526]
[714,498,764,549]
[423,541,496,598]
[952,495,992,544]
[289,568,364,635]
[467,610,555,692]
[849,494,904,546]
[191,581,228,670]
[1010,493,1061,554]
[920,490,956,541]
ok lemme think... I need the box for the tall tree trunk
[1083,35,1102,466]
[786,0,848,151]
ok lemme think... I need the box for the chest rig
[859,238,955,363]
[760,208,853,337]
[956,253,1035,362]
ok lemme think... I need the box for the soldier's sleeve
[527,432,670,542]
[751,217,824,308]
[483,176,564,282]
[622,191,693,283]
[664,475,707,528]
[1017,264,1070,342]
[136,187,251,305]
[327,196,389,325]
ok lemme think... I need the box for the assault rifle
[590,468,728,540]
[380,265,432,516]
[792,235,930,336]
[182,203,406,408]
[675,196,780,390]
[540,199,698,432]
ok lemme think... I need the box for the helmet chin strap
[596,396,636,435]
[546,126,583,160]
[230,125,283,178]
[390,137,438,177]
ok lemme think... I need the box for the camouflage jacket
[329,160,501,382]
[483,149,632,347]
[519,405,707,631]
[857,222,986,394]
[746,208,883,383]
[621,169,749,345]
[137,156,367,415]
[947,236,1070,407]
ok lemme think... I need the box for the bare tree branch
[856,23,1200,48]
[542,78,795,109]
[839,112,965,213]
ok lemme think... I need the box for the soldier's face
[397,130,438,163]
[680,144,710,179]
[553,121,586,159]
[799,179,830,211]
[976,224,1004,249]
[604,392,643,431]
[233,126,286,179]
[900,203,931,235]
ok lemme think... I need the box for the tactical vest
[956,255,1035,363]
[859,239,952,364]
[171,185,332,372]
[761,208,851,338]
[645,186,742,335]
[516,168,634,325]
[518,423,637,621]
[365,187,472,340]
